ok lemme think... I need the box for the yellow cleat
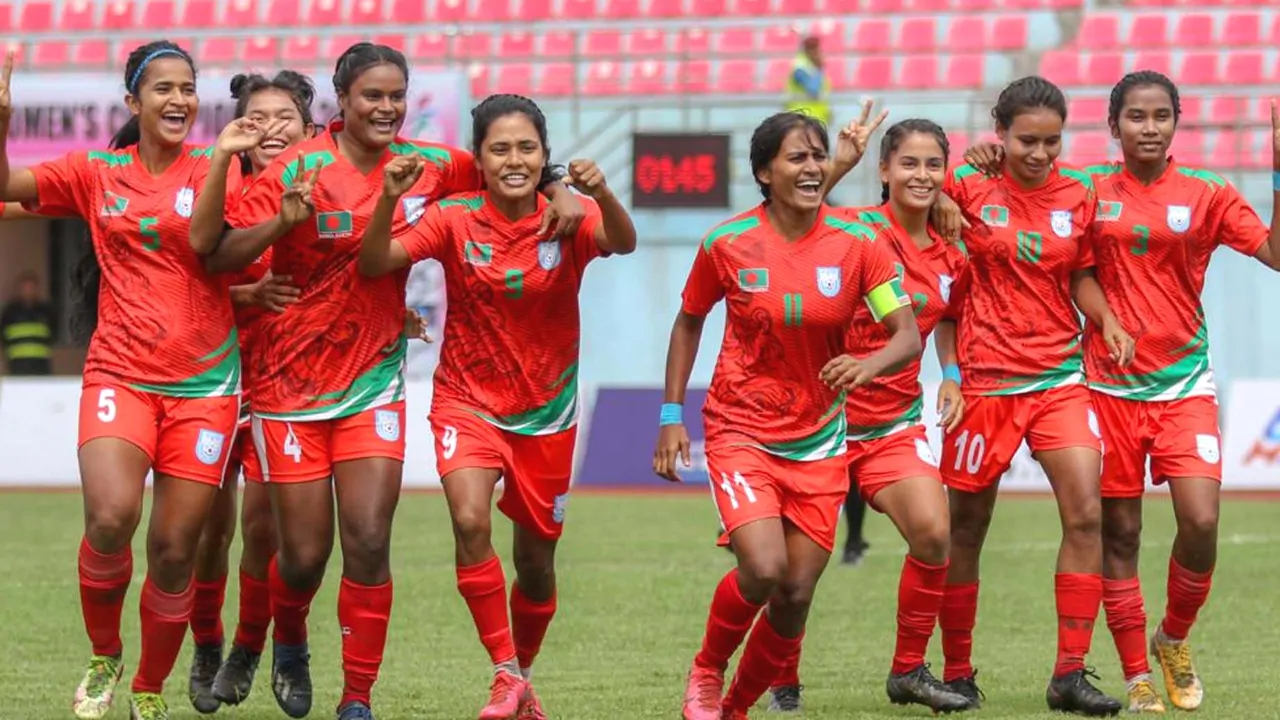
[1126,678,1166,713]
[1150,631,1203,711]
[72,655,124,720]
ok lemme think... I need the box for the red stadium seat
[953,0,994,10]
[854,55,893,89]
[180,0,214,26]
[1067,131,1112,165]
[1040,50,1081,86]
[731,0,770,16]
[762,26,799,55]
[866,0,903,12]
[990,16,1028,51]
[410,33,449,59]
[1179,95,1203,123]
[0,41,22,67]
[538,63,576,96]
[911,0,950,11]
[1209,130,1249,168]
[266,0,299,26]
[945,16,986,52]
[307,0,342,25]
[324,34,363,57]
[1223,51,1264,85]
[1128,15,1168,48]
[945,54,984,88]
[628,29,668,55]
[899,17,936,52]
[1270,15,1280,45]
[541,31,575,57]
[585,29,623,57]
[853,19,892,54]
[809,19,845,52]
[778,0,816,14]
[1222,12,1261,45]
[1131,51,1171,79]
[0,3,11,33]
[690,0,725,16]
[467,64,489,98]
[477,0,512,20]
[764,57,791,90]
[561,0,595,19]
[222,0,259,27]
[102,0,135,28]
[675,60,711,93]
[434,0,467,22]
[72,39,108,66]
[283,36,320,63]
[19,1,53,32]
[715,27,756,55]
[900,55,938,89]
[1068,96,1107,126]
[244,36,278,64]
[1084,52,1123,86]
[715,59,756,93]
[648,0,684,17]
[1208,95,1247,125]
[1075,13,1119,49]
[947,131,969,164]
[349,0,383,24]
[825,0,858,12]
[201,37,239,66]
[675,28,711,56]
[32,41,68,68]
[60,0,94,30]
[499,31,535,57]
[372,33,405,52]
[495,63,533,95]
[1179,52,1219,85]
[455,32,492,59]
[513,0,550,21]
[1173,14,1215,47]
[602,0,638,18]
[629,60,668,94]
[1171,129,1205,165]
[585,61,623,95]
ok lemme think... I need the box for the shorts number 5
[96,388,117,423]
[440,425,459,460]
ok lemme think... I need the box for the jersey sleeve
[441,147,483,195]
[942,168,975,216]
[570,196,605,273]
[1207,182,1268,257]
[1074,194,1098,270]
[393,202,451,263]
[680,242,724,317]
[860,237,911,322]
[22,151,94,217]
[226,167,286,229]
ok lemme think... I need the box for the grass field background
[2,490,1277,719]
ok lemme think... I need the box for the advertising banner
[3,69,464,167]
[1223,380,1280,489]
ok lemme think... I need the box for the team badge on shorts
[938,274,953,304]
[915,439,938,467]
[1196,434,1220,464]
[374,410,401,442]
[1050,210,1073,238]
[1167,205,1191,233]
[195,429,226,466]
[537,239,562,270]
[174,187,194,218]
[552,493,569,524]
[1087,409,1100,438]
[402,195,427,225]
[816,266,841,298]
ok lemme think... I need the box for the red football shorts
[706,444,849,553]
[432,408,578,541]
[78,384,241,486]
[940,384,1101,493]
[1091,391,1222,498]
[250,401,407,484]
[847,425,941,509]
[228,425,264,483]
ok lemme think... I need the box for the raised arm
[0,53,53,204]
[203,155,322,274]
[191,118,281,255]
[358,154,425,278]
[824,98,888,199]
[566,159,636,255]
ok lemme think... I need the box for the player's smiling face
[339,63,407,149]
[1112,84,1176,165]
[758,125,828,212]
[997,106,1062,189]
[881,132,946,214]
[127,57,198,148]
[479,112,545,204]
[243,87,314,174]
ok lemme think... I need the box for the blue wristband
[942,364,962,385]
[1273,171,1280,192]
[659,402,684,426]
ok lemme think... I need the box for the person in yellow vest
[785,35,831,127]
[1,270,54,375]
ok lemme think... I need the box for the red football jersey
[1085,160,1267,401]
[838,205,967,439]
[228,121,480,419]
[682,205,909,461]
[944,165,1096,395]
[24,146,240,396]
[396,191,604,434]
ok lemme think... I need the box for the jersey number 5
[140,217,161,252]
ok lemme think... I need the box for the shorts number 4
[718,471,757,510]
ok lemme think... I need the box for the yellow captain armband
[865,278,910,321]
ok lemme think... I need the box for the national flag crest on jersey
[1167,205,1191,233]
[101,191,129,217]
[174,187,194,218]
[1050,210,1073,238]
[537,239,562,270]
[194,429,225,466]
[980,205,1009,227]
[738,268,769,292]
[1098,201,1123,221]
[816,266,841,298]
[318,211,354,240]
[374,409,400,442]
[402,195,427,225]
[938,273,953,304]
[465,241,493,266]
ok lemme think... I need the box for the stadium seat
[1223,51,1264,86]
[1067,131,1112,165]
[513,0,550,20]
[561,0,595,19]
[1222,12,1261,45]
[778,0,816,14]
[63,0,97,30]
[388,0,425,23]
[72,39,109,66]
[946,16,986,52]
[675,60,710,93]
[853,19,892,54]
[476,0,512,20]
[1075,13,1119,49]
[541,30,575,57]
[648,0,684,17]
[899,17,936,53]
[990,16,1028,51]
[1270,15,1280,45]
[1171,129,1206,165]
[1210,130,1250,168]
[953,0,994,10]
[947,130,969,163]
[372,33,404,52]
[349,0,383,24]
[32,41,68,68]
[456,32,493,59]
[101,0,134,28]
[0,3,11,33]
[715,27,755,55]
[1084,52,1124,86]
[585,29,622,57]
[244,36,278,64]
[19,1,53,32]
[500,31,535,56]
[307,0,343,25]
[1173,14,1215,47]
[809,19,844,52]
[283,35,320,62]
[675,28,710,56]
[629,60,667,93]
[410,33,449,59]
[1131,51,1171,79]
[1179,95,1202,123]
[538,63,576,96]
[324,34,363,57]
[201,36,239,66]
[223,0,260,27]
[1040,50,1081,86]
[825,0,858,13]
[900,55,938,89]
[764,57,791,90]
[866,0,904,12]
[266,0,299,26]
[467,63,489,97]
[690,0,725,16]
[1179,52,1219,85]
[628,29,667,54]
[732,0,770,16]
[946,54,984,88]
[180,0,215,26]
[1068,96,1107,126]
[714,58,757,93]
[602,0,638,18]
[1128,15,1168,48]
[494,63,533,95]
[1208,95,1247,125]
[853,55,893,90]
[762,26,799,55]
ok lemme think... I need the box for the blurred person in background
[785,35,831,128]
[0,269,54,376]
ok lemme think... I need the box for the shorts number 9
[441,425,459,460]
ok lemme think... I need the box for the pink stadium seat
[1171,129,1205,165]
[765,57,791,90]
[1084,52,1123,86]
[778,0,816,13]
[762,26,799,55]
[629,61,668,94]
[628,29,668,54]
[468,64,489,98]
[899,17,936,52]
[222,0,259,27]
[648,0,684,17]
[102,0,135,28]
[0,3,11,32]
[349,0,383,23]
[541,31,575,57]
[201,36,239,65]
[732,0,770,15]
[602,0,638,18]
[866,0,903,12]
[1128,15,1168,48]
[825,0,857,12]
[513,0,550,21]
[1049,0,1085,9]
[1173,14,1214,47]
[115,38,146,66]
[455,32,492,59]
[585,61,623,95]
[180,0,215,26]
[953,0,993,9]
[266,0,299,26]
[324,34,363,57]
[1040,50,1081,86]
[60,0,94,30]
[675,60,710,93]
[307,0,342,24]
[1270,16,1280,45]
[495,64,533,95]
[372,33,405,52]
[1222,12,1260,45]
[690,0,725,16]
[1131,51,1171,79]
[1076,14,1119,49]
[31,41,67,68]
[1208,95,1247,124]
[73,39,108,66]
[715,59,756,93]
[1179,96,1202,123]
[1209,130,1248,168]
[477,0,511,20]
[675,28,711,56]
[433,0,467,22]
[561,0,595,19]
[947,131,969,163]
[499,31,535,56]
[990,16,1028,51]
[809,19,844,51]
[900,55,938,89]
[1068,96,1107,126]
[1068,131,1112,165]
[911,0,950,11]
[715,27,755,55]
[410,33,449,59]
[821,57,847,89]
[854,56,893,89]
[945,54,984,88]
[853,19,892,53]
[244,36,278,64]
[585,29,623,57]
[538,63,575,96]
[946,17,986,52]
[283,36,320,62]
[1179,52,1219,85]
[1223,51,1264,85]
[19,1,53,32]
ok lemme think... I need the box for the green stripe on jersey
[388,142,455,168]
[130,328,241,398]
[254,338,407,421]
[752,395,847,461]
[983,339,1084,396]
[1089,319,1216,401]
[702,216,761,251]
[847,395,924,442]
[476,362,581,435]
[281,151,337,186]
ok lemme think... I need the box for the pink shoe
[517,684,548,720]
[478,672,527,720]
[683,663,725,720]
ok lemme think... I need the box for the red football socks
[510,584,557,671]
[939,581,979,682]
[722,613,802,713]
[1103,577,1150,680]
[132,578,194,693]
[773,643,801,688]
[234,568,273,653]
[694,569,765,672]
[1054,573,1103,677]
[77,538,131,658]
[456,556,516,665]
[269,556,316,646]
[1161,557,1213,642]
[338,577,393,707]
[892,556,949,675]
[190,575,227,646]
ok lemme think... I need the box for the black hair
[470,94,564,190]
[1108,70,1181,129]
[878,118,950,203]
[73,40,195,341]
[749,111,828,200]
[230,70,317,173]
[332,42,408,106]
[991,75,1068,130]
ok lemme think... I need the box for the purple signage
[576,387,709,488]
